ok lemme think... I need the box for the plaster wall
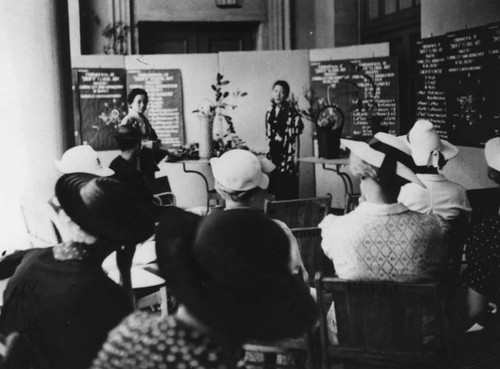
[0,0,72,249]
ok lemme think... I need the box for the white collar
[355,202,409,215]
[416,173,447,182]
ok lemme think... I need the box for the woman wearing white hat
[462,137,500,330]
[320,132,445,282]
[398,120,471,227]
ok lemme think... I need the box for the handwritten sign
[127,70,185,148]
[310,57,399,139]
[74,69,127,150]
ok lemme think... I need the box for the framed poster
[126,70,185,148]
[73,68,127,150]
[310,57,399,140]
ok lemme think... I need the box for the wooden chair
[19,194,67,248]
[291,227,335,283]
[314,273,450,369]
[243,269,318,369]
[264,195,331,229]
[444,211,470,289]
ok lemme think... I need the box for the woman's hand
[142,140,154,149]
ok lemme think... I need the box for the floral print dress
[266,101,304,176]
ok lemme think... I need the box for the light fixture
[215,0,242,9]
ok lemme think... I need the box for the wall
[0,0,73,249]
[132,0,266,22]
[421,0,500,190]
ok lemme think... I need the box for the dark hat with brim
[56,173,155,244]
[155,207,317,341]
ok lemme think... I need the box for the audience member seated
[320,132,445,282]
[91,206,317,369]
[210,149,308,281]
[462,137,500,331]
[0,173,155,369]
[319,133,445,345]
[0,145,117,284]
[399,119,471,231]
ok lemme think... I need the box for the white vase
[197,114,214,159]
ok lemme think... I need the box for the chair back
[466,187,500,225]
[314,273,448,368]
[291,227,335,282]
[444,211,470,288]
[19,194,67,248]
[151,176,176,206]
[264,195,331,228]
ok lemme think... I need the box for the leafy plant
[193,73,247,134]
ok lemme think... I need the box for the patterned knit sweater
[319,202,445,281]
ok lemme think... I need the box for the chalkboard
[73,69,127,150]
[416,21,500,147]
[445,25,488,147]
[126,70,185,148]
[310,57,399,140]
[416,36,448,139]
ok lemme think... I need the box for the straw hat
[341,132,424,187]
[55,146,114,176]
[404,119,458,167]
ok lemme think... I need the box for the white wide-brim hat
[55,145,114,176]
[404,119,459,167]
[341,132,425,187]
[485,137,500,172]
[210,149,270,191]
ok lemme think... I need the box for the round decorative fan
[317,105,344,131]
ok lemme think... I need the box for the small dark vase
[315,105,344,159]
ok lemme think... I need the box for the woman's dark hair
[488,166,500,185]
[115,137,141,151]
[215,182,260,203]
[272,80,290,99]
[127,88,148,105]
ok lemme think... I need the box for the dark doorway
[138,22,258,54]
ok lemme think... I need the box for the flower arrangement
[192,73,248,158]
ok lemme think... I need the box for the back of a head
[155,208,317,342]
